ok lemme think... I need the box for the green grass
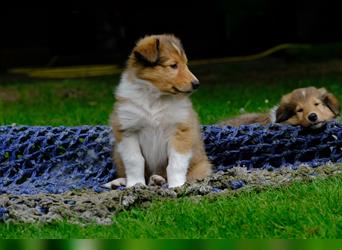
[1,176,341,238]
[0,78,117,126]
[1,58,342,238]
[1,59,342,126]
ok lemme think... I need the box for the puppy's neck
[116,70,188,108]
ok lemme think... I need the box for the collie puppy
[105,34,212,188]
[220,87,340,129]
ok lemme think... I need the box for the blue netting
[0,122,341,195]
[203,122,342,171]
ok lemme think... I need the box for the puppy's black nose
[191,80,200,90]
[308,113,318,122]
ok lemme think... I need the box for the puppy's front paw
[168,180,186,188]
[148,175,166,186]
[167,171,187,188]
[126,178,146,187]
[103,177,126,189]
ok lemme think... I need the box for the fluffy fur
[220,87,340,129]
[105,34,212,188]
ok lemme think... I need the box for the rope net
[0,122,341,194]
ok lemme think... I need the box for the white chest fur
[115,72,191,171]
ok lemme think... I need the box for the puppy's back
[219,113,271,127]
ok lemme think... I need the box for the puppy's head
[276,87,340,128]
[128,34,199,95]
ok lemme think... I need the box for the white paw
[103,177,126,189]
[126,178,146,187]
[148,175,166,186]
[168,179,186,188]
[167,167,187,188]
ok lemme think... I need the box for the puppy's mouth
[171,87,192,94]
[309,121,326,129]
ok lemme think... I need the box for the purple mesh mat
[0,122,341,195]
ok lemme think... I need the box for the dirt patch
[0,89,20,102]
[55,88,88,99]
[0,164,341,225]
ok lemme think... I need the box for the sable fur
[106,34,212,188]
[220,87,340,129]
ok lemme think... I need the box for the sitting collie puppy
[220,87,340,129]
[105,34,212,188]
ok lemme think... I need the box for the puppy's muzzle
[308,113,318,122]
[191,80,200,90]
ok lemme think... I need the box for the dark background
[1,0,341,69]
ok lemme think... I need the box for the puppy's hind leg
[187,159,212,183]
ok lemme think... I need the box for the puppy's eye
[297,108,303,113]
[170,63,178,69]
[314,103,320,106]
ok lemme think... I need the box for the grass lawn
[1,175,341,239]
[0,57,342,238]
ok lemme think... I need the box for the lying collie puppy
[105,34,212,188]
[220,87,340,129]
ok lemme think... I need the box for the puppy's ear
[319,88,340,116]
[276,103,296,123]
[133,37,160,66]
[276,94,296,123]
